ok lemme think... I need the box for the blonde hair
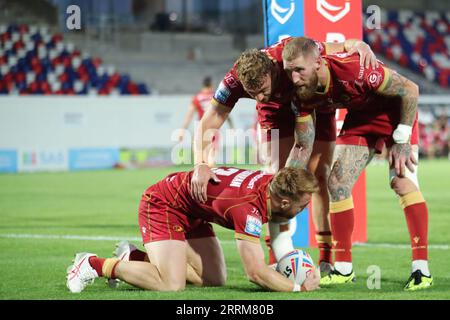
[269,167,319,201]
[282,37,319,62]
[235,49,273,90]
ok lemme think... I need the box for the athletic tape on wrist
[393,124,412,144]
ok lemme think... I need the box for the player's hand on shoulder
[190,163,221,203]
[348,41,379,69]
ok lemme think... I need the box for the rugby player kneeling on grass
[66,166,321,293]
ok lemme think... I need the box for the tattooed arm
[285,113,316,169]
[376,69,419,127]
[375,69,419,177]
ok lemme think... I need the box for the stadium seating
[363,10,450,88]
[0,24,150,95]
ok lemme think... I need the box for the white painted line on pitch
[0,233,449,250]
[0,233,142,242]
[354,242,450,250]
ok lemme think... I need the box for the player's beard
[295,71,319,101]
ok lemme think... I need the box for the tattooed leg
[328,145,373,202]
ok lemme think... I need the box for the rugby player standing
[282,37,432,290]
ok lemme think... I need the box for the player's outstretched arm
[178,103,197,142]
[376,69,419,177]
[191,103,230,202]
[236,239,320,292]
[285,113,315,169]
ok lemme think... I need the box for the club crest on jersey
[214,81,231,104]
[244,215,262,237]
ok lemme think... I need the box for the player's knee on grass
[155,271,186,291]
[202,267,227,287]
[390,176,419,196]
[159,281,186,292]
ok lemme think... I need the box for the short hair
[235,49,273,90]
[282,37,319,62]
[203,76,212,87]
[269,167,319,201]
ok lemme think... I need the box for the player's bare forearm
[193,103,230,164]
[325,39,362,53]
[181,104,196,130]
[285,116,315,169]
[237,240,296,292]
[249,266,297,292]
[377,71,419,127]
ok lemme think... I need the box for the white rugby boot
[66,252,99,293]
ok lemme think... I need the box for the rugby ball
[276,249,315,285]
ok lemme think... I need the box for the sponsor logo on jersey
[367,70,382,87]
[316,0,351,23]
[358,65,365,80]
[173,225,184,232]
[224,74,239,88]
[244,215,262,237]
[214,81,231,104]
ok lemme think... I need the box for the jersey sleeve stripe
[376,67,392,92]
[296,114,313,123]
[211,97,233,110]
[235,233,260,243]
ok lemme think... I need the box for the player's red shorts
[138,184,215,244]
[316,110,337,142]
[337,108,419,153]
[257,103,336,143]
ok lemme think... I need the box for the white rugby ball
[276,249,315,285]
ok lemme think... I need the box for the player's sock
[129,249,147,261]
[330,197,354,265]
[412,260,430,277]
[265,235,277,265]
[88,257,120,278]
[315,231,333,264]
[399,191,429,275]
[334,262,353,275]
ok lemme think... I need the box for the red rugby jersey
[192,88,214,120]
[212,37,327,109]
[294,52,396,116]
[146,167,273,242]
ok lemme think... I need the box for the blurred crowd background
[0,0,449,159]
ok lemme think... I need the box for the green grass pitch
[0,160,449,300]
